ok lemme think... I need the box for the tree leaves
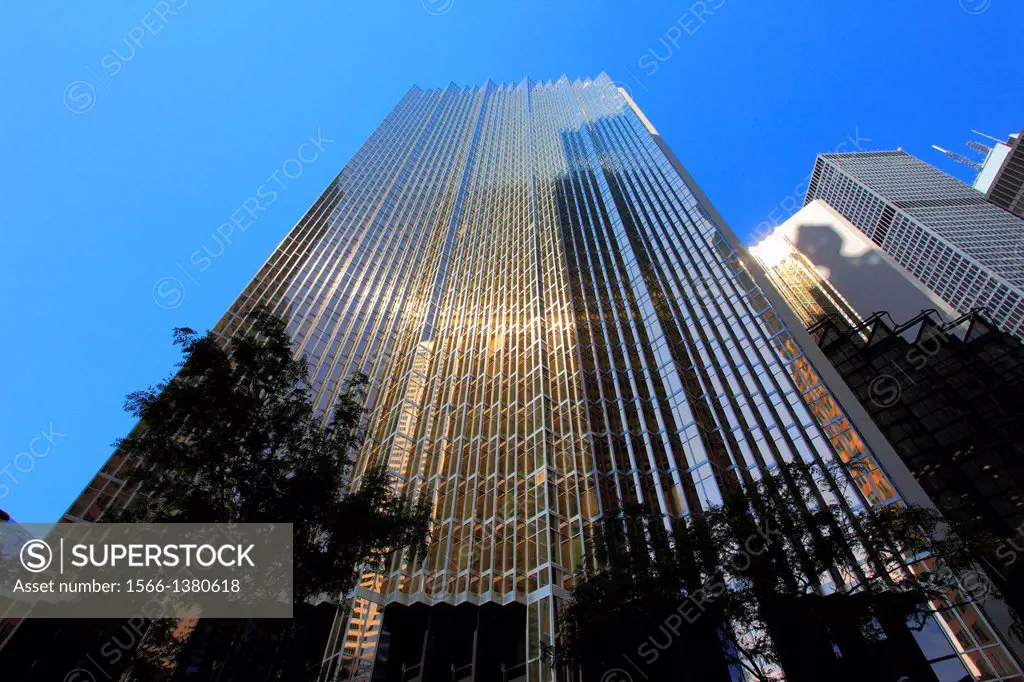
[550,459,1015,680]
[110,306,429,603]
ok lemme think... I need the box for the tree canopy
[549,460,1013,681]
[114,309,428,601]
[104,309,429,680]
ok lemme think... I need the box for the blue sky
[1,0,1021,522]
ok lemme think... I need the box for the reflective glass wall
[207,74,1021,681]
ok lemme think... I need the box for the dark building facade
[809,310,1024,617]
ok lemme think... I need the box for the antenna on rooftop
[932,145,983,171]
[966,140,993,156]
[970,130,1007,145]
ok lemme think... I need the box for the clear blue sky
[2,1,1021,522]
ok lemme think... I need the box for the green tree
[107,308,429,679]
[549,460,1010,682]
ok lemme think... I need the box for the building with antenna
[934,130,1024,218]
[979,131,1024,218]
[804,150,1024,341]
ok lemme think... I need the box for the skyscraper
[804,150,1024,341]
[5,75,1023,680]
[213,75,1014,680]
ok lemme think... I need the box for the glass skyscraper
[10,75,1022,680]
[209,74,1022,680]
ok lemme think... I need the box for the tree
[548,460,1013,682]
[106,308,429,679]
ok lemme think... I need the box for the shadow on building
[792,219,954,326]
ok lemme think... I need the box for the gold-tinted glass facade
[750,233,865,331]
[202,74,1021,680]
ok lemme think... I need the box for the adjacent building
[980,131,1024,219]
[806,310,1024,619]
[752,204,1024,622]
[752,160,1024,678]
[751,199,957,330]
[805,150,1024,341]
[4,76,1023,680]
